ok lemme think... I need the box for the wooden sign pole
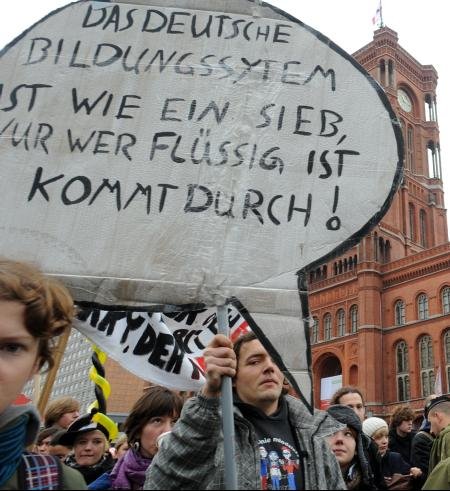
[37,328,71,416]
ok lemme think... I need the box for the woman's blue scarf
[0,413,29,486]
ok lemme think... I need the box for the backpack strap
[18,452,62,490]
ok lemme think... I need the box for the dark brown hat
[58,413,109,446]
[425,395,450,418]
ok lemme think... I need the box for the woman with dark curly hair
[88,385,184,490]
[388,405,416,465]
[0,258,86,489]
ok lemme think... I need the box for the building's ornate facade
[309,27,449,419]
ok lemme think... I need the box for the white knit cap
[362,417,388,438]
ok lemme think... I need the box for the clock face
[397,89,412,112]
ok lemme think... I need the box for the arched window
[419,335,434,397]
[407,126,414,172]
[388,60,395,87]
[397,341,409,373]
[400,118,407,168]
[350,305,358,333]
[425,93,437,122]
[373,233,379,261]
[395,300,406,326]
[324,314,332,341]
[437,144,443,180]
[378,237,385,263]
[420,210,427,247]
[379,59,386,86]
[442,287,450,314]
[409,204,416,242]
[418,294,429,320]
[337,309,345,337]
[428,141,442,179]
[445,331,450,392]
[396,341,410,401]
[311,317,319,344]
[377,237,391,264]
[384,240,391,263]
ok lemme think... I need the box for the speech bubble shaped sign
[0,0,402,309]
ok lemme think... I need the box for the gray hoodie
[144,393,346,490]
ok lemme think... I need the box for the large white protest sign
[0,1,402,409]
[0,0,402,309]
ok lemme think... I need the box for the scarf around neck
[110,448,152,490]
[65,452,115,484]
[0,413,29,487]
[0,404,41,488]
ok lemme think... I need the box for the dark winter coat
[411,429,434,489]
[388,428,416,465]
[380,450,410,477]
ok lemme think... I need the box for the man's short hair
[330,386,365,406]
[232,331,257,361]
[390,405,415,429]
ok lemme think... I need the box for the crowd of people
[1,257,450,490]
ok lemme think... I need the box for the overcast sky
[1,0,448,230]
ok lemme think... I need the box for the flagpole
[217,304,238,490]
[379,0,384,27]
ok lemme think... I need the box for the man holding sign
[145,332,345,490]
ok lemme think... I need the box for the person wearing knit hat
[362,417,388,439]
[363,416,422,487]
[330,386,386,490]
[326,405,376,490]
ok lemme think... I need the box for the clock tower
[353,26,447,251]
[308,26,450,418]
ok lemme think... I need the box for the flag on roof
[372,1,383,28]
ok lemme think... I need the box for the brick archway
[313,354,342,408]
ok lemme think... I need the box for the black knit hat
[327,404,362,434]
[425,395,450,418]
[58,413,109,446]
[326,404,371,486]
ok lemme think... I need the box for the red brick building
[309,27,449,420]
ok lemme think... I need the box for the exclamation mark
[326,186,341,230]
